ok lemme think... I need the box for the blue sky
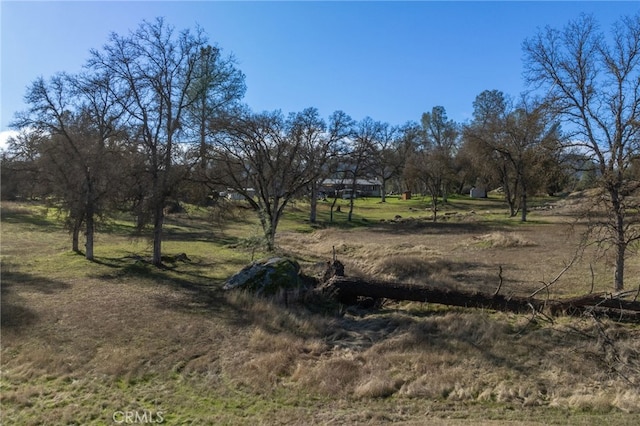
[1,1,638,145]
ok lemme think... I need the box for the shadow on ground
[1,270,71,329]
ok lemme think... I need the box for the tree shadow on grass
[1,205,61,230]
[91,251,249,277]
[162,210,257,243]
[1,270,71,330]
[87,254,249,318]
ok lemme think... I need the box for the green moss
[224,257,303,295]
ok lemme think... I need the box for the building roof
[322,178,381,186]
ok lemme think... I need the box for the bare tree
[2,130,47,201]
[11,72,125,259]
[346,117,383,221]
[184,45,246,204]
[465,90,519,214]
[301,110,353,224]
[210,108,350,250]
[367,123,404,203]
[88,18,223,266]
[523,13,640,290]
[420,106,459,204]
[394,122,423,195]
[465,91,563,221]
[402,107,459,221]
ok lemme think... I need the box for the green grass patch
[2,198,640,424]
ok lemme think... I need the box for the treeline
[2,15,639,292]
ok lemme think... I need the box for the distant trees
[420,106,460,204]
[523,13,640,290]
[184,44,246,203]
[7,18,245,266]
[464,91,563,221]
[10,72,127,259]
[366,122,404,203]
[207,107,351,250]
[9,13,636,280]
[404,106,459,221]
[341,117,381,221]
[305,110,354,224]
[2,130,47,201]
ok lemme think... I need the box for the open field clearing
[2,196,640,425]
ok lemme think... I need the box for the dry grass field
[2,194,640,425]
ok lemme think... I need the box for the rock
[223,257,304,296]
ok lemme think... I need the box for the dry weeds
[2,199,640,424]
[468,231,536,248]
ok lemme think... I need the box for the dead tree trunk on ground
[319,264,640,322]
[323,276,544,313]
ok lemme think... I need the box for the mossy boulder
[223,257,304,296]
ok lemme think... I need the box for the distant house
[320,178,382,198]
[470,186,487,198]
[221,188,256,201]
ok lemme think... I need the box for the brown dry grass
[279,208,639,298]
[2,198,640,424]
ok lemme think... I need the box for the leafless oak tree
[465,91,563,221]
[11,72,126,260]
[89,18,241,266]
[209,108,351,250]
[523,13,640,290]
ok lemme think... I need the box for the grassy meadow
[2,194,640,425]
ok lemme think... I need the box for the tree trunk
[502,169,517,217]
[321,276,640,321]
[152,203,164,266]
[430,192,438,222]
[85,175,95,261]
[614,211,626,292]
[506,190,517,217]
[267,213,279,251]
[329,195,338,223]
[72,217,82,253]
[348,198,354,221]
[519,169,528,222]
[199,97,207,170]
[457,179,466,196]
[310,181,318,223]
[348,180,356,222]
[547,293,640,316]
[258,205,280,252]
[380,177,386,202]
[609,187,626,291]
[85,210,94,261]
[324,276,542,313]
[265,233,275,252]
[521,188,527,222]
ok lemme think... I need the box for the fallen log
[322,275,640,321]
[548,293,640,317]
[324,276,544,314]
